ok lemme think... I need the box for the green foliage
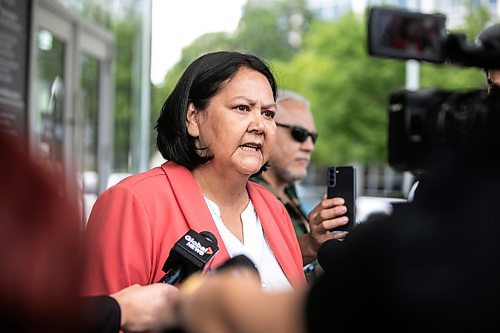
[275,14,405,166]
[274,2,492,167]
[420,63,485,90]
[232,0,312,60]
[235,8,290,59]
[461,0,492,40]
[149,0,493,168]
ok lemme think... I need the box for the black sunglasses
[276,123,318,144]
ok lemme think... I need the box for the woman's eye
[236,105,250,112]
[262,110,275,119]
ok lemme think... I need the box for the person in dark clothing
[309,155,500,332]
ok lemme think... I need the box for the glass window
[34,29,66,181]
[80,53,100,175]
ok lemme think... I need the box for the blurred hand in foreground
[177,268,306,333]
[111,283,180,332]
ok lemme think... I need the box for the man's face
[269,99,316,184]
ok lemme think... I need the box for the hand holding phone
[327,166,356,232]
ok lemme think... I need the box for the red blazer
[82,162,305,295]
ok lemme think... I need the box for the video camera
[367,6,500,172]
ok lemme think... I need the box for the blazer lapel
[161,162,230,268]
[248,183,299,284]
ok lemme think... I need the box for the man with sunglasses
[251,90,349,283]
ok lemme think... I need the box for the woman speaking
[82,51,306,296]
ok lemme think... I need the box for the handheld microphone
[317,239,345,273]
[159,230,219,285]
[216,254,259,274]
[179,255,260,297]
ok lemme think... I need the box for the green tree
[151,1,493,168]
[462,0,492,39]
[232,0,312,60]
[274,2,492,168]
[275,13,405,167]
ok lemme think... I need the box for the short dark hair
[477,23,500,73]
[477,23,500,51]
[156,51,277,174]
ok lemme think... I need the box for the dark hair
[156,51,277,174]
[477,23,500,51]
[477,24,500,73]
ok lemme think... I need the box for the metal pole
[402,0,421,198]
[139,0,152,172]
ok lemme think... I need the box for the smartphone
[367,6,447,63]
[327,166,356,232]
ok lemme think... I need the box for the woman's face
[187,67,276,176]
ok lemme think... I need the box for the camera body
[368,6,500,68]
[388,88,492,172]
[368,6,500,172]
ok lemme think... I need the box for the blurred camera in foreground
[367,6,500,172]
[388,87,500,172]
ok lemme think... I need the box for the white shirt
[204,197,292,292]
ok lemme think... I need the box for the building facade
[0,0,151,223]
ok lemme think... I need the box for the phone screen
[327,166,356,232]
[367,6,446,63]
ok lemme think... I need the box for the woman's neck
[192,166,249,207]
[193,166,250,242]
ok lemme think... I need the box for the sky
[151,0,247,85]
